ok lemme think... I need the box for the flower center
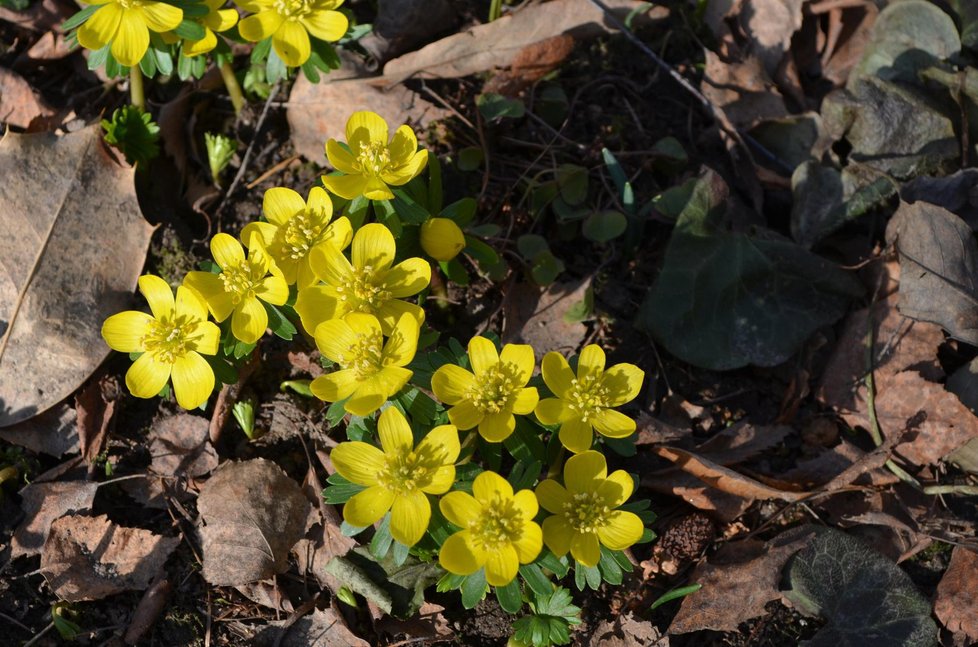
[340,330,384,379]
[565,375,609,422]
[356,140,391,176]
[141,315,199,364]
[273,0,311,19]
[464,363,520,414]
[562,491,611,534]
[335,265,392,312]
[219,260,265,305]
[280,210,327,260]
[468,495,523,550]
[376,448,434,494]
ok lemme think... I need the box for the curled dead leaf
[12,480,98,558]
[934,547,978,645]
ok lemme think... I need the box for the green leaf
[441,197,477,226]
[649,583,702,611]
[495,579,523,613]
[556,164,588,206]
[638,170,862,370]
[174,18,206,41]
[601,147,629,196]
[519,563,554,597]
[784,528,937,647]
[262,302,297,340]
[101,105,160,168]
[63,5,100,30]
[952,0,978,51]
[391,189,431,224]
[531,251,564,285]
[280,379,313,397]
[461,569,488,609]
[323,547,443,618]
[204,354,238,385]
[582,210,627,243]
[458,146,484,171]
[477,93,526,120]
[597,546,623,585]
[369,513,394,559]
[562,285,594,324]
[323,473,366,504]
[393,387,440,426]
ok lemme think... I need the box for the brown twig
[246,154,301,190]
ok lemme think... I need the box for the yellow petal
[596,511,644,551]
[512,489,538,521]
[564,450,607,493]
[330,441,385,486]
[541,351,574,399]
[513,521,542,564]
[231,297,268,344]
[174,284,208,322]
[577,344,606,382]
[352,223,396,272]
[431,365,476,405]
[416,424,461,468]
[206,7,238,31]
[170,351,215,409]
[138,1,182,31]
[591,408,635,439]
[210,232,245,269]
[542,515,573,558]
[499,344,534,385]
[263,186,305,225]
[535,398,566,425]
[390,491,430,546]
[375,299,425,337]
[309,240,353,286]
[377,406,413,455]
[467,336,499,376]
[479,411,515,443]
[138,274,174,320]
[314,317,357,363]
[298,8,347,41]
[447,401,483,430]
[382,313,420,367]
[184,271,234,322]
[511,387,539,415]
[440,491,481,527]
[102,311,153,353]
[380,149,428,186]
[77,3,121,50]
[322,173,370,200]
[570,531,600,567]
[325,215,353,250]
[182,28,216,56]
[383,258,431,297]
[306,185,333,219]
[272,19,311,66]
[374,365,413,398]
[111,9,150,67]
[344,378,389,416]
[484,544,519,586]
[420,218,465,262]
[294,285,340,335]
[343,485,394,527]
[195,321,221,356]
[424,465,456,495]
[344,311,383,340]
[387,124,418,166]
[600,364,645,406]
[472,470,513,504]
[362,177,394,201]
[241,222,277,250]
[346,110,389,151]
[325,139,358,174]
[126,352,171,399]
[295,257,319,291]
[256,274,289,306]
[310,368,359,402]
[558,417,593,454]
[535,479,568,514]
[439,531,485,576]
[238,9,283,42]
[598,470,634,507]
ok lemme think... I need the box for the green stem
[129,65,145,110]
[219,60,245,115]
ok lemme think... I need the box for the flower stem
[129,65,145,110]
[219,60,245,115]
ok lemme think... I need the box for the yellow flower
[322,111,429,201]
[431,337,538,443]
[535,345,644,453]
[420,218,466,262]
[76,0,183,66]
[180,0,237,56]
[536,451,644,567]
[237,0,348,67]
[102,275,220,409]
[330,407,459,546]
[294,222,430,336]
[183,233,289,344]
[439,471,542,586]
[310,312,418,416]
[241,186,353,290]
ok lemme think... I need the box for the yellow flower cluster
[74,0,348,68]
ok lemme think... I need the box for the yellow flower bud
[421,218,466,262]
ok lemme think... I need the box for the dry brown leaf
[821,4,879,87]
[738,0,804,76]
[0,402,78,456]
[642,470,753,522]
[484,35,576,97]
[40,514,179,602]
[934,547,978,645]
[650,446,809,502]
[701,50,788,130]
[235,580,295,612]
[198,459,311,586]
[501,279,590,359]
[287,66,448,162]
[593,612,669,646]
[0,0,74,31]
[0,126,153,427]
[668,526,817,634]
[0,67,55,128]
[11,480,98,558]
[123,578,172,645]
[694,421,791,465]
[375,601,453,642]
[253,607,370,647]
[75,376,116,465]
[381,0,668,83]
